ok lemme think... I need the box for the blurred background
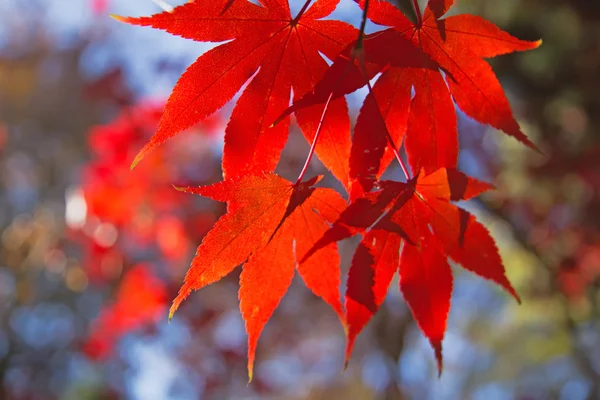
[0,0,599,399]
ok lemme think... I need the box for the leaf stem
[291,0,313,26]
[364,79,411,180]
[353,25,411,181]
[411,0,422,26]
[295,92,334,185]
[358,0,369,46]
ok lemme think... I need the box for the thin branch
[358,0,370,46]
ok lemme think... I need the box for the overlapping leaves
[284,0,541,190]
[172,174,346,379]
[304,168,519,372]
[116,0,356,188]
[115,0,540,379]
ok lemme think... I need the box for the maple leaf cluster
[114,0,541,377]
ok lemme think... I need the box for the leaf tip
[520,134,543,155]
[344,334,356,371]
[512,289,522,305]
[247,354,255,384]
[528,140,543,155]
[109,14,128,23]
[343,359,349,372]
[296,174,323,188]
[501,276,522,305]
[433,342,443,378]
[271,108,292,128]
[270,115,284,128]
[130,151,144,170]
[169,294,185,322]
[247,367,254,384]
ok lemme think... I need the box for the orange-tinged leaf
[295,97,352,189]
[292,189,347,320]
[85,265,167,359]
[170,175,293,318]
[110,0,539,381]
[172,173,346,378]
[240,225,295,382]
[117,0,357,188]
[113,1,277,43]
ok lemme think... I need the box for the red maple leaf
[83,104,180,227]
[361,0,540,174]
[80,103,221,276]
[85,265,167,359]
[109,0,544,380]
[281,0,540,190]
[305,168,519,373]
[115,0,357,188]
[171,174,347,380]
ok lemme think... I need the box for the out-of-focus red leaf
[80,103,223,268]
[85,265,167,359]
[91,0,109,15]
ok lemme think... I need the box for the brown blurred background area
[0,0,599,399]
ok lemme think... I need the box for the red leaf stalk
[365,79,411,180]
[411,0,423,26]
[296,92,334,185]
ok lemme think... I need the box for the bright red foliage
[361,0,540,164]
[173,174,346,379]
[90,0,108,15]
[83,103,219,224]
[78,103,222,355]
[114,0,541,378]
[286,0,541,183]
[85,265,167,359]
[116,0,356,188]
[306,168,519,372]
